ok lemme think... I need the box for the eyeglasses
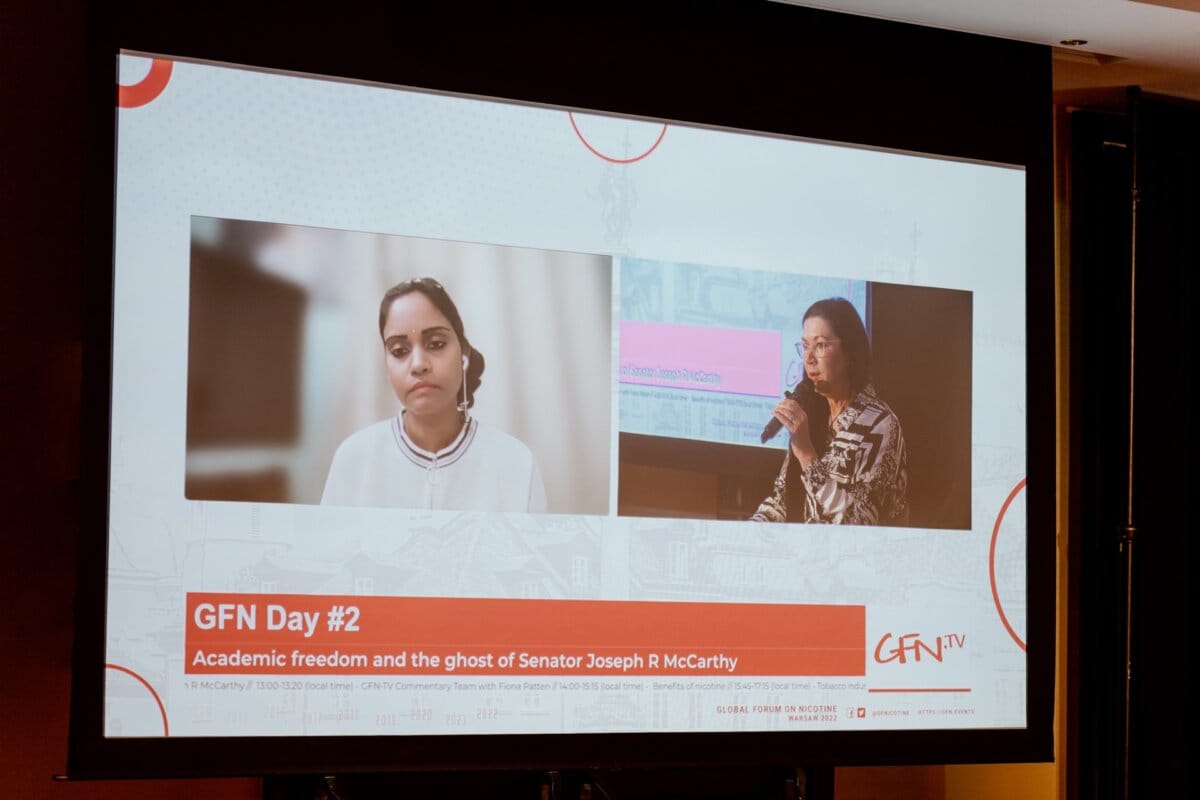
[795,339,840,360]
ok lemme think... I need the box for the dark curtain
[1070,93,1196,800]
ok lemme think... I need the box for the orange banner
[185,593,865,677]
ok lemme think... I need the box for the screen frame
[70,0,1055,778]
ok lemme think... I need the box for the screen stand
[263,766,834,799]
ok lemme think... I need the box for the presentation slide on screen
[106,54,1028,738]
[618,260,868,449]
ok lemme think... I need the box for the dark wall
[0,2,259,797]
[870,283,973,530]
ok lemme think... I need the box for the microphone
[760,379,816,443]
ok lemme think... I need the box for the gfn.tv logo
[874,632,966,664]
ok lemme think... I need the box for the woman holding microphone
[752,297,909,526]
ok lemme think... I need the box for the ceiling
[780,0,1200,96]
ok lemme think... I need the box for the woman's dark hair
[803,296,871,393]
[378,277,485,409]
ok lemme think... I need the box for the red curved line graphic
[989,477,1028,652]
[105,663,170,736]
[569,112,667,164]
[117,59,173,109]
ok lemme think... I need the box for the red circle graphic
[105,663,170,736]
[989,477,1028,652]
[117,59,173,109]
[569,112,667,164]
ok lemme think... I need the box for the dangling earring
[457,353,470,413]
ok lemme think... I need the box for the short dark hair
[378,277,485,409]
[803,297,871,393]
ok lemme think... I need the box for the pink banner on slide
[619,321,781,396]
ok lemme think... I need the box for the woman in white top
[321,277,547,512]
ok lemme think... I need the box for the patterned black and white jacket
[751,384,909,526]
